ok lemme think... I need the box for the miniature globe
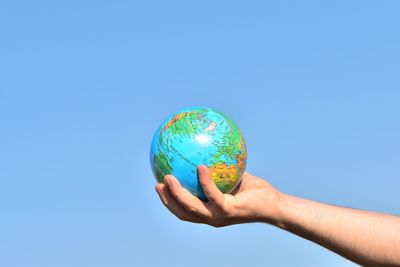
[150,106,247,201]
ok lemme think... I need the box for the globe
[150,106,247,201]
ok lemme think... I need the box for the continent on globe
[150,107,247,201]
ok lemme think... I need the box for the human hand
[155,165,284,227]
[156,166,400,266]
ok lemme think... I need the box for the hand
[156,166,400,266]
[155,165,284,227]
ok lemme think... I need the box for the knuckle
[199,180,207,189]
[187,206,198,214]
[207,195,218,203]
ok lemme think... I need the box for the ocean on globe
[150,106,247,201]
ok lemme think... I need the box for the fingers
[155,170,237,227]
[197,165,224,205]
[155,183,200,223]
[163,175,212,218]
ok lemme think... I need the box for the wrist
[271,192,293,229]
[272,193,316,231]
[258,189,290,227]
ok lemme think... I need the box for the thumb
[198,165,224,204]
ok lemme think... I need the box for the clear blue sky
[1,1,399,266]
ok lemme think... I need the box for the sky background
[1,1,399,266]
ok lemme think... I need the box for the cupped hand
[155,165,283,227]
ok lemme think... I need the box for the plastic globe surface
[150,107,247,201]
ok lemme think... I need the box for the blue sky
[1,1,399,266]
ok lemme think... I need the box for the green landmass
[212,115,242,162]
[153,151,172,182]
[167,108,208,137]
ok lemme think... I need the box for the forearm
[274,194,400,267]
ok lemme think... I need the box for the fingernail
[165,176,173,188]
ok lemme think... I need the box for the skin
[155,165,400,267]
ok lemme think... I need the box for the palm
[156,166,281,227]
[221,172,281,224]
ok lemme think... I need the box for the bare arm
[155,166,400,266]
[278,194,400,267]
